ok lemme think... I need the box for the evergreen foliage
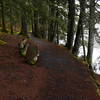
[0,0,99,66]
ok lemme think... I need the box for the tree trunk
[10,7,13,34]
[87,0,95,67]
[31,22,34,36]
[20,12,28,35]
[81,26,86,61]
[66,0,75,50]
[0,1,6,32]
[48,2,56,42]
[0,18,1,27]
[31,15,34,36]
[39,18,46,39]
[33,11,39,37]
[56,23,59,45]
[56,1,59,45]
[72,18,82,55]
[72,0,86,56]
[45,20,48,40]
[10,23,13,34]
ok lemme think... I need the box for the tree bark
[56,1,59,45]
[0,1,6,32]
[31,14,34,36]
[81,26,86,61]
[48,2,56,42]
[87,0,95,67]
[20,11,28,35]
[10,7,13,34]
[33,11,39,37]
[10,23,13,34]
[56,23,59,44]
[31,21,34,36]
[72,0,86,56]
[66,0,75,50]
[0,18,1,27]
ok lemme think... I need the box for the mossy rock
[19,39,28,56]
[19,38,39,65]
[27,56,38,65]
[19,48,27,56]
[26,44,39,65]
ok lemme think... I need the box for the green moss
[0,40,7,45]
[97,89,100,96]
[26,56,38,65]
[20,49,27,56]
[26,59,37,65]
[14,31,20,35]
[19,38,28,56]
[90,75,100,96]
[30,60,37,65]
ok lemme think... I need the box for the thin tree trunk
[10,7,13,34]
[31,15,34,36]
[56,23,59,45]
[72,0,86,56]
[33,11,39,37]
[20,12,28,35]
[10,23,13,34]
[40,19,46,39]
[81,25,86,61]
[32,22,34,35]
[72,17,82,55]
[48,3,56,42]
[45,20,48,40]
[87,0,95,67]
[0,18,1,27]
[56,1,59,45]
[66,0,75,50]
[1,1,6,32]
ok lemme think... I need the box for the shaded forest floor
[0,34,100,100]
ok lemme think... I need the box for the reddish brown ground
[0,34,99,100]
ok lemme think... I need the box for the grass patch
[0,40,7,45]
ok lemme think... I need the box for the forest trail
[0,34,99,100]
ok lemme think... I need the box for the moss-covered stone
[19,38,39,65]
[26,43,39,65]
[19,39,28,56]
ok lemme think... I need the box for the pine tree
[66,0,75,50]
[72,0,86,56]
[87,0,95,67]
[0,0,7,32]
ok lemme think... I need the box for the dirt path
[0,34,99,100]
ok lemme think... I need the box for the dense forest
[0,0,100,71]
[0,0,100,99]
